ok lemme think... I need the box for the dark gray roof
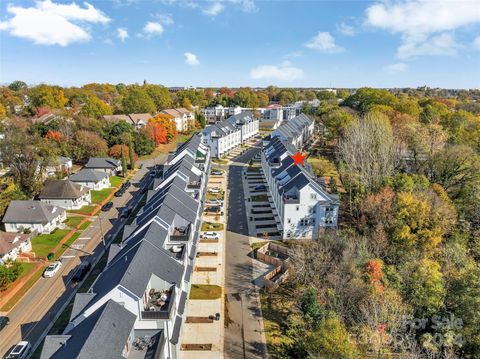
[2,200,65,224]
[69,168,109,183]
[84,157,120,169]
[70,293,96,321]
[42,300,136,359]
[170,315,183,345]
[178,291,187,316]
[39,180,89,200]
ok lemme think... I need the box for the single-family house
[39,179,91,210]
[0,231,33,264]
[128,113,151,130]
[2,200,66,234]
[84,157,121,176]
[69,169,110,190]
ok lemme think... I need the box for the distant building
[69,169,110,190]
[84,157,121,176]
[103,114,152,130]
[0,231,33,264]
[2,200,66,234]
[159,108,194,132]
[39,180,91,210]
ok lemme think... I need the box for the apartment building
[40,135,211,359]
[261,116,339,239]
[203,105,265,124]
[201,111,259,158]
[271,113,315,150]
[160,108,195,132]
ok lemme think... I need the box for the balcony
[141,288,176,320]
[187,181,201,190]
[171,224,191,242]
[195,157,206,164]
[283,194,300,204]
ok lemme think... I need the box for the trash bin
[47,252,54,261]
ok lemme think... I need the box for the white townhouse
[226,111,259,144]
[2,200,66,234]
[201,120,241,158]
[41,134,211,359]
[271,113,315,150]
[204,105,230,124]
[262,136,339,239]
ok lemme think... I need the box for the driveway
[224,143,268,359]
[0,157,163,357]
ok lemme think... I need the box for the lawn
[78,220,91,231]
[251,194,269,202]
[201,222,224,231]
[53,231,82,259]
[31,229,71,259]
[189,284,222,300]
[109,176,125,187]
[64,216,83,228]
[0,266,44,312]
[68,205,97,216]
[91,188,114,204]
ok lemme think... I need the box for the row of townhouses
[40,134,211,359]
[103,107,195,132]
[201,112,259,158]
[261,114,339,239]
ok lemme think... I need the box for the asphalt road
[0,155,166,357]
[224,144,268,359]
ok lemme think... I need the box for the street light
[98,212,106,247]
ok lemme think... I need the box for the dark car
[140,186,148,194]
[254,185,266,190]
[114,190,124,197]
[0,316,9,331]
[101,201,113,211]
[120,207,132,219]
[210,170,223,176]
[72,262,91,283]
[205,206,221,213]
[123,180,131,188]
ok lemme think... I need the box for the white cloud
[305,32,344,53]
[250,62,304,82]
[143,21,164,36]
[365,0,480,58]
[337,22,356,36]
[154,13,174,25]
[384,62,408,73]
[202,2,225,16]
[116,27,128,42]
[0,0,110,46]
[184,52,200,65]
[284,51,303,59]
[473,36,480,50]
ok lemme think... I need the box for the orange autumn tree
[146,122,167,145]
[108,144,137,160]
[44,130,63,141]
[149,114,177,142]
[365,258,385,294]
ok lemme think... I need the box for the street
[0,155,166,357]
[224,144,268,359]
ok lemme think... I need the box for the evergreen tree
[128,141,135,170]
[121,149,128,177]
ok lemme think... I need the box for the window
[287,218,291,224]
[296,206,299,211]
[310,193,317,199]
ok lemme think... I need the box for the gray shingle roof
[41,300,136,359]
[2,200,65,224]
[69,168,109,183]
[39,180,89,200]
[84,157,120,169]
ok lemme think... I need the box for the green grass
[68,205,97,216]
[78,220,91,231]
[64,216,83,228]
[109,176,125,187]
[91,188,114,204]
[201,222,224,231]
[0,266,44,312]
[53,231,81,259]
[251,194,269,202]
[189,284,222,300]
[31,229,71,259]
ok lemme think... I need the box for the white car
[43,261,62,278]
[201,232,219,240]
[5,341,31,359]
[207,187,221,194]
[206,199,223,206]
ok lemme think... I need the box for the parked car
[122,180,131,189]
[205,206,222,213]
[114,190,124,197]
[210,169,223,176]
[207,187,221,194]
[72,262,91,284]
[101,201,113,211]
[140,186,148,194]
[43,261,62,278]
[149,170,156,178]
[205,199,223,206]
[0,316,9,331]
[4,341,31,359]
[254,185,266,190]
[201,232,219,240]
[120,207,132,219]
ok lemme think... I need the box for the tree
[317,90,337,101]
[0,103,6,119]
[29,85,68,109]
[121,149,128,177]
[149,114,177,142]
[321,107,355,141]
[196,112,206,129]
[121,86,156,114]
[133,130,155,156]
[105,121,134,146]
[257,92,269,107]
[146,122,167,145]
[145,84,172,111]
[0,177,27,217]
[44,130,63,141]
[233,88,259,108]
[108,144,129,159]
[80,95,112,118]
[73,130,108,162]
[8,80,27,92]
[343,87,398,114]
[0,261,23,291]
[129,141,135,170]
[278,89,297,105]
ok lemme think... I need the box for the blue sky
[1,0,479,88]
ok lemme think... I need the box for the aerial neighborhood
[0,80,479,359]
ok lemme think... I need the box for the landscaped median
[189,284,222,300]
